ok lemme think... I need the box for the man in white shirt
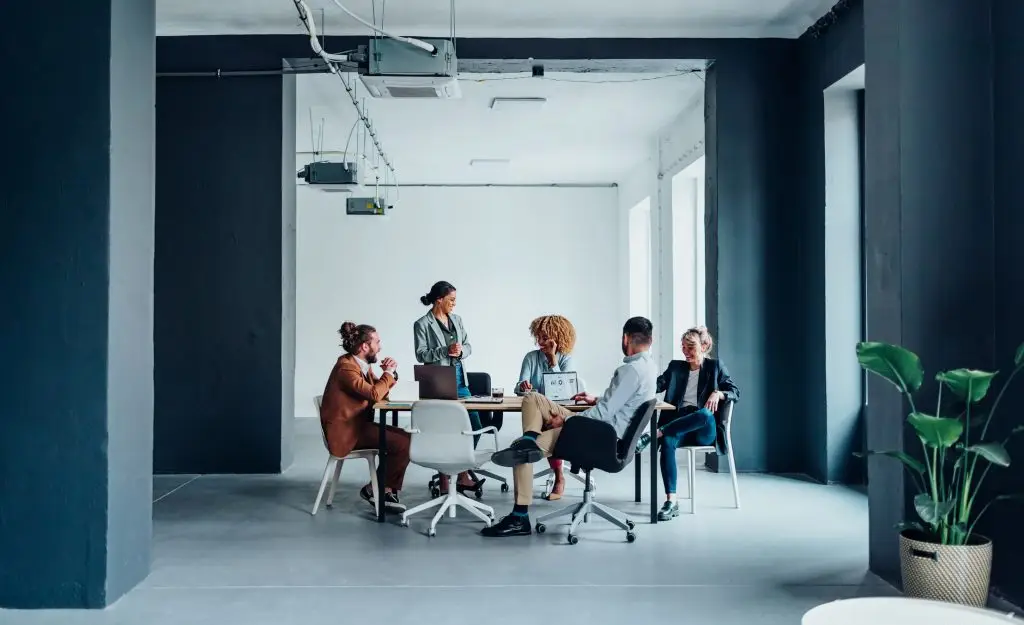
[482,317,657,538]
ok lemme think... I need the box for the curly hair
[528,315,577,354]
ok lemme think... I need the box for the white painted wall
[294,185,623,417]
[617,90,705,368]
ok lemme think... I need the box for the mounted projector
[346,197,392,216]
[358,38,461,99]
[297,161,359,186]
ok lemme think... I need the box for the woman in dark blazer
[637,325,739,521]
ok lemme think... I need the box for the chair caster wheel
[474,487,484,500]
[567,534,579,545]
[626,532,637,543]
[500,483,510,493]
[430,488,441,499]
[400,518,409,527]
[626,520,635,531]
[325,504,333,509]
[535,523,546,534]
[427,528,436,537]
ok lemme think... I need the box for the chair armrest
[462,425,500,451]
[552,417,620,472]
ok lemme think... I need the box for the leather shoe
[490,437,544,467]
[481,513,532,537]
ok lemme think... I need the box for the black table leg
[376,409,388,522]
[634,451,641,503]
[650,410,659,524]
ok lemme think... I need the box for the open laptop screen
[542,371,579,401]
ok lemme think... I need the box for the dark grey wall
[704,41,810,473]
[0,0,154,609]
[155,74,296,474]
[105,0,157,602]
[863,0,996,588]
[985,0,1024,604]
[796,0,865,485]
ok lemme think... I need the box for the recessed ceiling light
[489,97,547,110]
[469,158,511,167]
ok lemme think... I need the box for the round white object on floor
[802,597,1018,625]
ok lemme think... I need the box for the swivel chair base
[534,470,635,544]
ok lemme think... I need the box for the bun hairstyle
[420,280,456,306]
[339,321,376,354]
[682,325,714,353]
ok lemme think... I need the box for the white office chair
[311,395,380,516]
[677,400,740,513]
[401,400,498,536]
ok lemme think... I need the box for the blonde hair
[681,325,714,354]
[529,315,577,355]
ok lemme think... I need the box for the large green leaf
[936,369,998,403]
[857,342,924,394]
[967,442,1011,467]
[855,449,926,475]
[908,412,964,448]
[1015,342,1024,367]
[914,493,955,526]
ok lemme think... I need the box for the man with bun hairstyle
[320,321,410,513]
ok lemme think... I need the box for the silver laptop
[542,371,580,405]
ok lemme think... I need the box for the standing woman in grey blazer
[413,281,484,494]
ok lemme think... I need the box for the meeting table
[371,395,676,523]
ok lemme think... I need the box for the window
[628,198,652,319]
[671,156,705,357]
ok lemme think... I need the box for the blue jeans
[454,362,482,447]
[658,407,716,494]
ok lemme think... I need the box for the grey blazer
[413,312,473,372]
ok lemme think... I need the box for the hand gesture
[448,342,462,357]
[548,412,566,428]
[572,392,597,406]
[704,390,724,413]
[540,338,558,362]
[519,380,533,392]
[380,357,397,373]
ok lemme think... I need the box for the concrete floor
[2,418,895,624]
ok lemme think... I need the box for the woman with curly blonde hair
[515,314,583,500]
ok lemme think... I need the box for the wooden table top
[374,396,675,412]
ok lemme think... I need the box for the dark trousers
[658,406,716,494]
[355,424,410,491]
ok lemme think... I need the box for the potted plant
[856,341,1024,607]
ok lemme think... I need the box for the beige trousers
[513,392,574,505]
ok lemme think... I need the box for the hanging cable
[292,0,350,62]
[328,0,437,55]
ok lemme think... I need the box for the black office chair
[467,371,509,494]
[535,398,658,544]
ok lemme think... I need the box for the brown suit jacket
[319,354,397,457]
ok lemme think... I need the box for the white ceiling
[296,71,705,184]
[158,0,840,38]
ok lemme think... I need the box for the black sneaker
[658,501,679,521]
[490,437,544,467]
[635,432,653,454]
[359,486,406,514]
[480,513,532,537]
[382,491,406,513]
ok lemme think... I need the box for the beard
[365,350,379,364]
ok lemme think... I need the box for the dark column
[0,0,155,609]
[154,72,296,474]
[987,0,1024,606]
[704,42,815,474]
[863,0,995,586]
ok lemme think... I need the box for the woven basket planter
[899,530,993,607]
